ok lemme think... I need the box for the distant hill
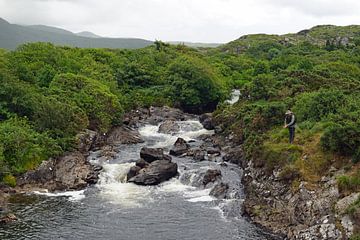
[220,25,360,53]
[76,31,102,38]
[0,18,153,50]
[168,41,221,48]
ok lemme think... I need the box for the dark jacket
[285,114,296,128]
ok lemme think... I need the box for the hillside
[0,18,153,50]
[208,24,360,239]
[220,24,360,54]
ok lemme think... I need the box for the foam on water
[33,190,86,202]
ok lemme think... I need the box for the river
[0,92,278,240]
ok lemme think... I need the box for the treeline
[211,34,360,194]
[0,42,229,185]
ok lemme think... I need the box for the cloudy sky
[0,0,360,43]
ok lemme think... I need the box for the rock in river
[128,160,178,185]
[170,138,189,156]
[140,147,165,163]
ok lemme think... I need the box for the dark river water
[0,117,276,240]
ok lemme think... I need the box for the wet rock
[127,166,141,181]
[222,148,244,166]
[207,147,221,155]
[106,126,144,145]
[136,159,149,169]
[199,113,214,130]
[76,129,98,153]
[0,213,17,224]
[158,120,180,134]
[193,149,206,161]
[128,160,178,185]
[210,182,229,199]
[203,169,222,186]
[170,138,189,156]
[140,147,165,163]
[18,152,101,191]
[148,106,194,124]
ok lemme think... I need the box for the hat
[285,110,292,115]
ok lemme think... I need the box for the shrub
[3,174,16,187]
[293,89,346,122]
[321,122,360,156]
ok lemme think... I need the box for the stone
[127,166,141,180]
[210,182,229,199]
[140,147,165,163]
[158,120,180,134]
[128,160,178,185]
[336,192,360,214]
[203,169,222,186]
[170,138,189,156]
[199,113,214,130]
[75,129,98,153]
[0,213,17,224]
[106,126,144,145]
[18,152,102,191]
[136,159,149,169]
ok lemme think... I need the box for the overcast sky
[0,0,360,43]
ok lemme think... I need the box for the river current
[0,91,276,240]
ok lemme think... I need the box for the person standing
[284,110,296,144]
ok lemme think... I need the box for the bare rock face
[128,160,178,185]
[170,138,189,156]
[18,152,102,191]
[203,169,222,186]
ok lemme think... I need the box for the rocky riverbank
[204,112,358,239]
[3,105,355,240]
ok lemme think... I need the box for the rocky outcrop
[18,152,102,191]
[128,160,178,185]
[170,138,190,156]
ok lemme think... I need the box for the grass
[260,123,335,183]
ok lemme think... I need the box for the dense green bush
[166,55,227,112]
[321,122,360,156]
[0,118,61,175]
[293,89,346,122]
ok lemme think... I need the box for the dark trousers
[289,127,295,144]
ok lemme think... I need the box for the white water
[226,89,241,105]
[33,190,86,202]
[92,120,215,208]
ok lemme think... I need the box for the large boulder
[128,160,178,185]
[203,169,222,186]
[199,113,214,130]
[140,147,165,163]
[106,126,144,145]
[127,166,141,181]
[158,120,180,134]
[170,138,189,156]
[18,152,102,191]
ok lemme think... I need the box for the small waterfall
[226,89,241,105]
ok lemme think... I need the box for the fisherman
[284,109,296,144]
